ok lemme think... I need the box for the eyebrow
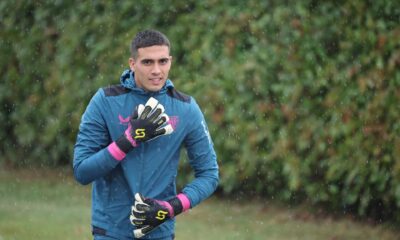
[141,57,170,63]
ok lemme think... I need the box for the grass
[0,168,399,240]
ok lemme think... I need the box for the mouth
[149,78,163,85]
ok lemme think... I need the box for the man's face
[129,45,172,92]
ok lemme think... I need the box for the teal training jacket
[73,70,219,239]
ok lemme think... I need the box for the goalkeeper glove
[107,97,173,160]
[130,193,191,238]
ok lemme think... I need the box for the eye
[142,60,152,65]
[160,58,169,65]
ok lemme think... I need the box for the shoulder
[166,87,206,119]
[166,87,192,103]
[101,84,130,97]
[88,85,130,109]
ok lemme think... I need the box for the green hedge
[1,0,400,221]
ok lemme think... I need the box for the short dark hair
[130,29,170,59]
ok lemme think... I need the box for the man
[73,29,219,240]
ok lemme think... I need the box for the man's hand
[130,193,172,238]
[115,97,174,154]
[130,193,191,238]
[129,97,173,143]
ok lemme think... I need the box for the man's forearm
[73,147,121,185]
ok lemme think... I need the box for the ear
[129,57,135,71]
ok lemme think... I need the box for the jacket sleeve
[182,98,219,207]
[73,89,120,185]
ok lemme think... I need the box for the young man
[73,29,219,240]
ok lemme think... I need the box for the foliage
[1,0,399,220]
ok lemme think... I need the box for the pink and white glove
[107,97,174,161]
[130,193,191,238]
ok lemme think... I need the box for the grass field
[0,168,399,240]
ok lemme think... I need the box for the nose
[151,63,161,75]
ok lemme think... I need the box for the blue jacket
[73,70,219,239]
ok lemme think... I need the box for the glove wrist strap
[168,193,191,217]
[107,142,126,161]
[115,134,134,154]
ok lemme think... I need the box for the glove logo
[134,129,146,139]
[155,210,168,220]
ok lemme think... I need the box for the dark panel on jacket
[103,85,130,97]
[167,88,191,103]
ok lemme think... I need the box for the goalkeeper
[73,29,219,240]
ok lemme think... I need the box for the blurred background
[0,0,399,239]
